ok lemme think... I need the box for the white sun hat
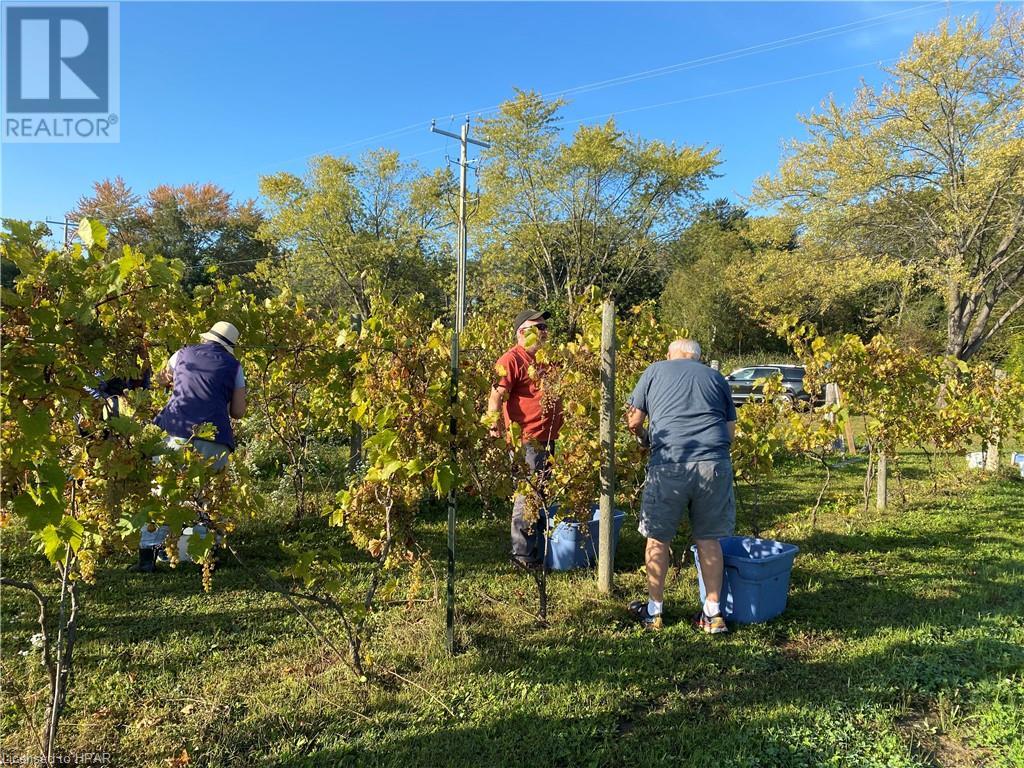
[200,321,240,352]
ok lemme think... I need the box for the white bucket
[1012,453,1024,478]
[178,525,216,563]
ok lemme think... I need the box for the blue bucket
[545,505,626,570]
[692,536,799,623]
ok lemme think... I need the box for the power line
[44,218,75,247]
[461,4,941,121]
[225,3,944,179]
[522,3,939,103]
[224,119,433,182]
[565,58,898,126]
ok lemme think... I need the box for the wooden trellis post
[876,452,888,510]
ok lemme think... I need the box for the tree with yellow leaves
[756,9,1024,360]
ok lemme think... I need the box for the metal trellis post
[431,117,489,654]
[598,300,616,593]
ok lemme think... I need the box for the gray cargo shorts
[639,459,736,543]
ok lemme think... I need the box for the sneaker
[627,600,663,630]
[692,609,728,634]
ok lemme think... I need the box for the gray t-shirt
[628,359,736,465]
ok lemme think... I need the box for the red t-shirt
[495,345,563,443]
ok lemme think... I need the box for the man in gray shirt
[625,339,736,633]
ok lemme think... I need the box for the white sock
[648,599,663,616]
[703,598,720,617]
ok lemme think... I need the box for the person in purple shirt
[154,321,247,461]
[134,321,246,573]
[624,339,736,633]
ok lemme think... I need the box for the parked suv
[725,364,822,408]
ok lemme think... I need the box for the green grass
[2,452,1023,767]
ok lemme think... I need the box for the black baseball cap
[513,309,551,333]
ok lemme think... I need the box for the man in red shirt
[486,309,563,569]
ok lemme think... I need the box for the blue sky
[0,1,1003,227]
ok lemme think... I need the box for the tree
[755,10,1024,359]
[70,180,275,290]
[143,184,275,291]
[258,150,453,319]
[660,201,756,356]
[1007,332,1024,379]
[661,206,897,356]
[724,216,906,340]
[68,177,145,248]
[477,91,719,330]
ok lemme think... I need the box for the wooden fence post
[598,300,616,594]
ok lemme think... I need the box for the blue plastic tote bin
[545,505,626,570]
[692,536,799,624]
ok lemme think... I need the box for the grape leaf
[381,460,405,480]
[14,491,63,531]
[432,464,457,497]
[77,218,109,249]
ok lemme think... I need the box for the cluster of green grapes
[164,535,180,568]
[201,552,215,593]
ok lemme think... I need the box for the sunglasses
[521,323,548,332]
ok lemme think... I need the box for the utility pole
[45,219,75,248]
[430,117,489,655]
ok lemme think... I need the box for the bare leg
[646,538,671,603]
[695,538,723,604]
